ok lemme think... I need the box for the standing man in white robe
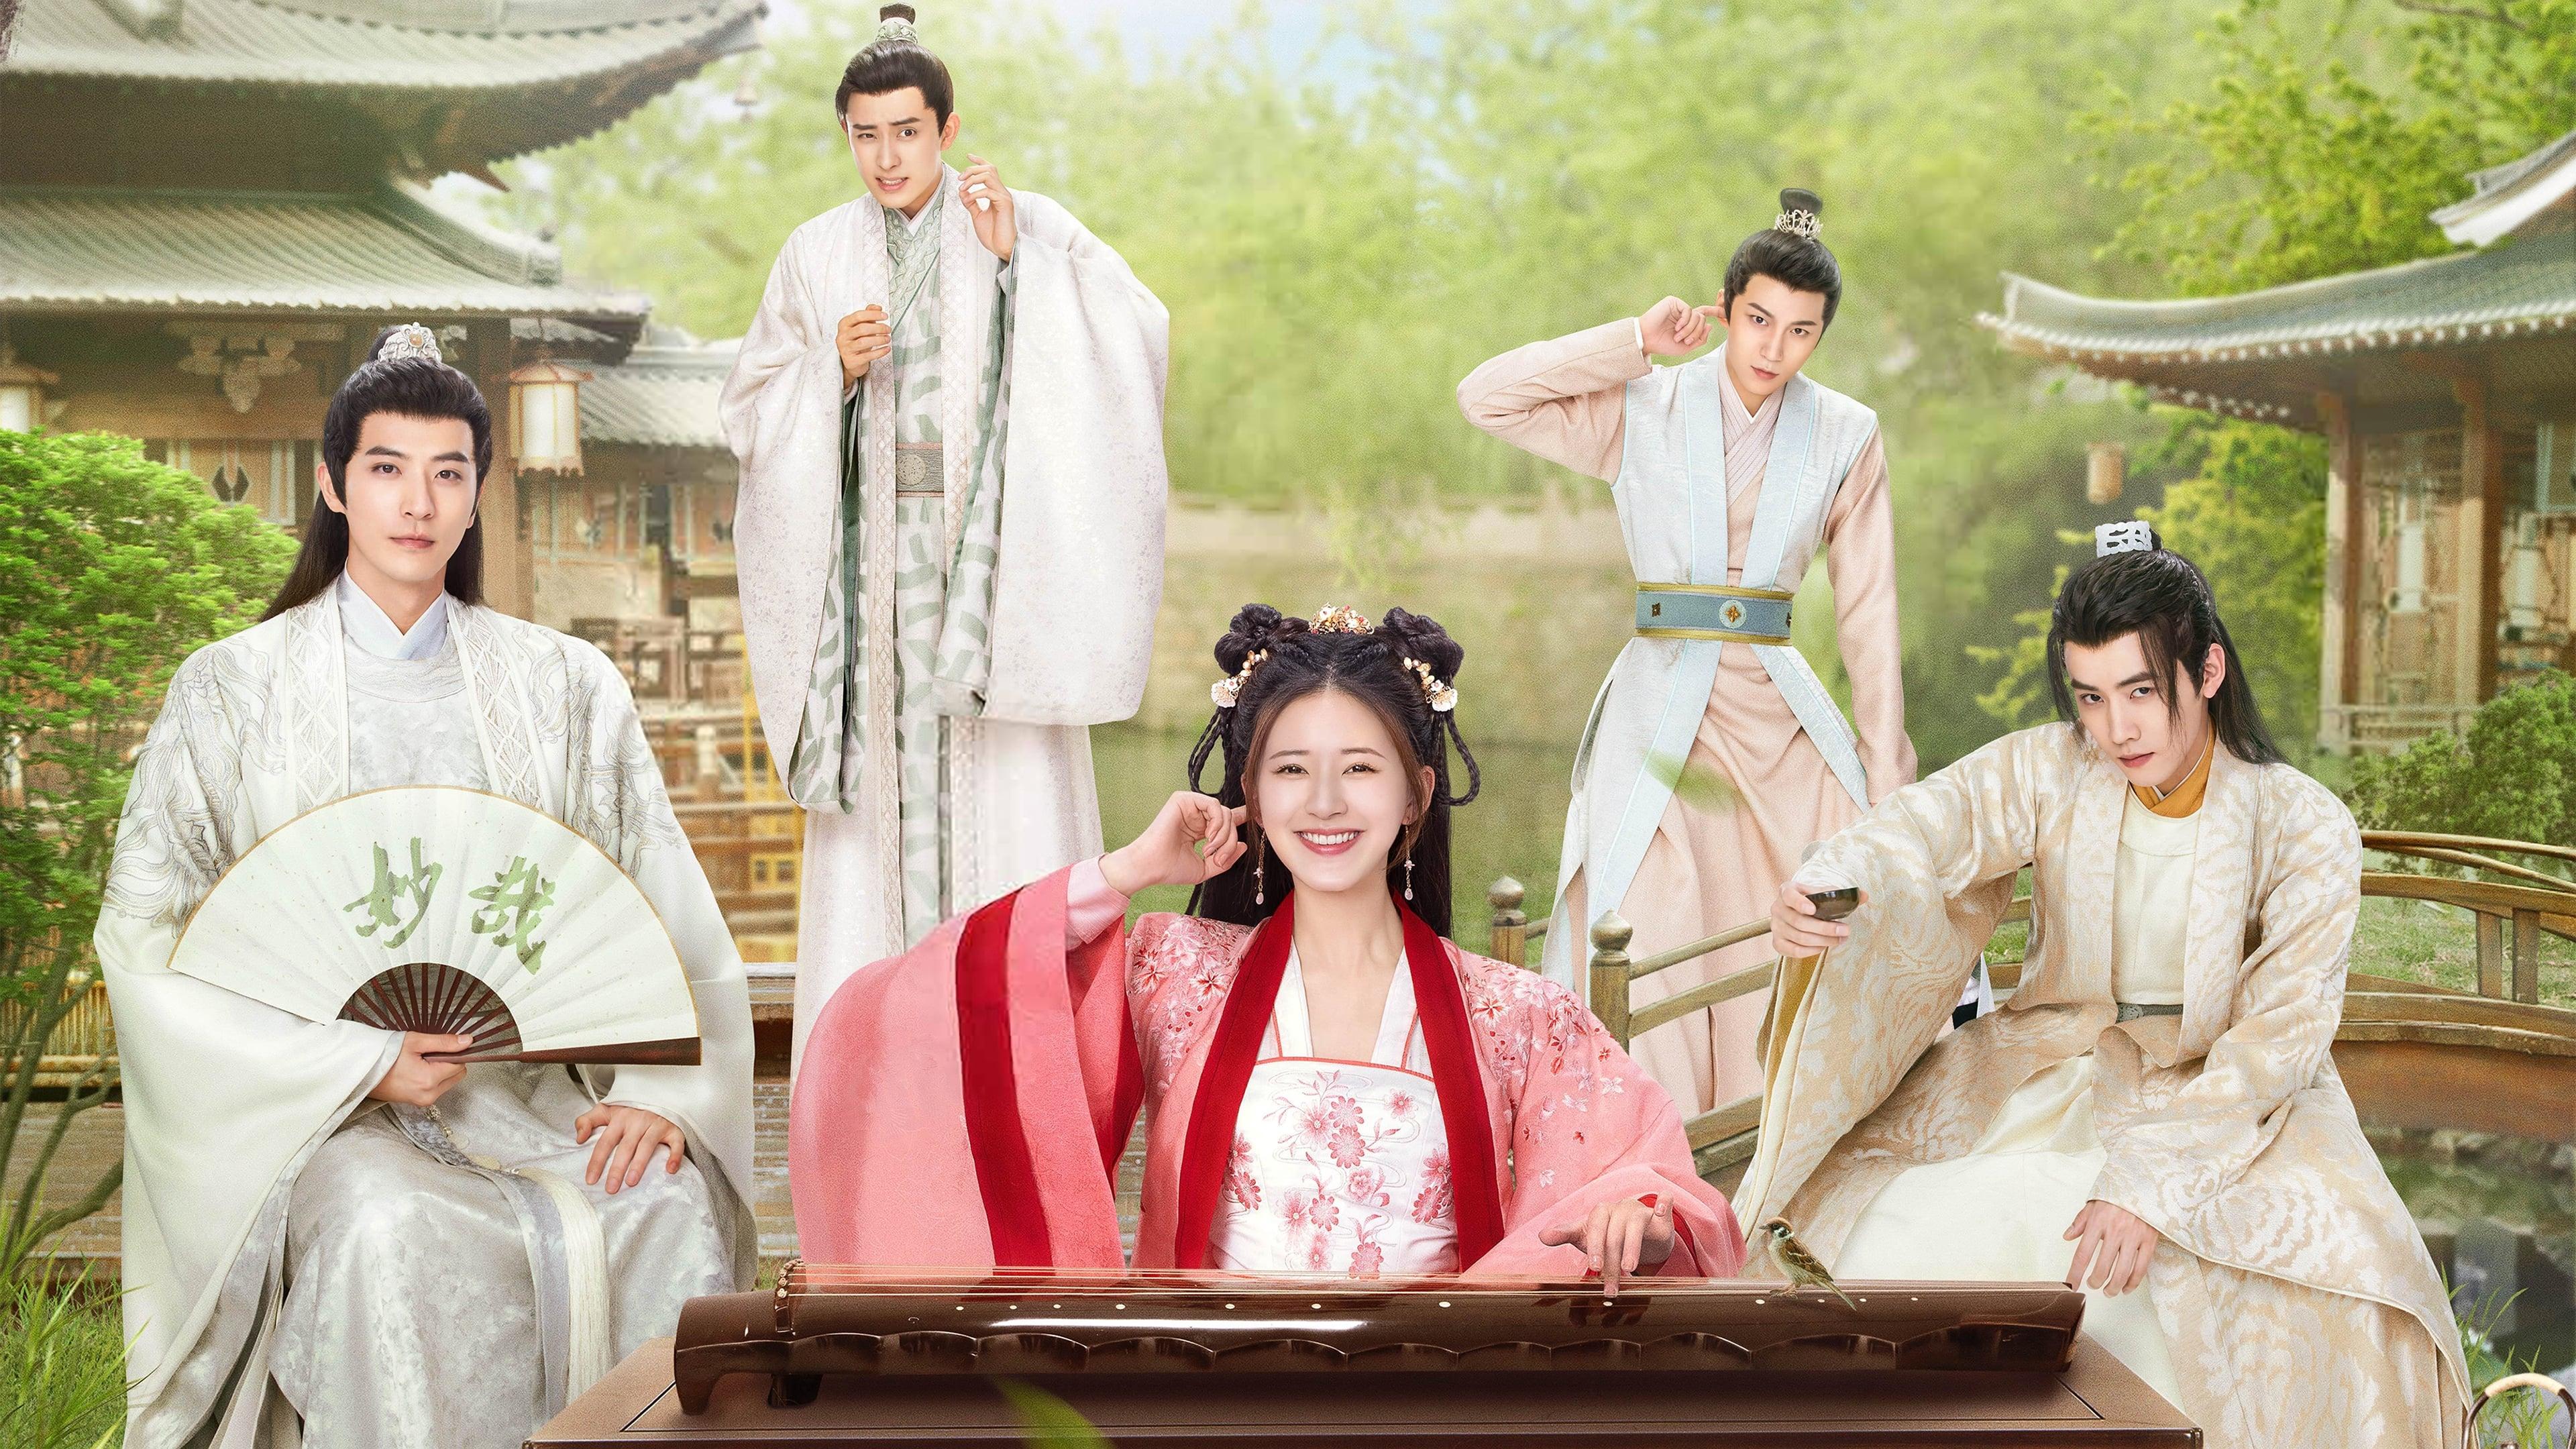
[99,327,755,1449]
[721,4,1170,1071]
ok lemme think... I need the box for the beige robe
[1741,724,2467,1449]
[1458,319,1913,1111]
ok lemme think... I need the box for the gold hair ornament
[1310,604,1373,635]
[1210,649,1268,709]
[1403,657,1459,713]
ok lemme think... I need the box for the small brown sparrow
[1760,1217,1857,1310]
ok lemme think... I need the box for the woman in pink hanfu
[792,604,1746,1286]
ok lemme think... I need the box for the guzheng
[676,1262,2086,1411]
[533,1265,2197,1444]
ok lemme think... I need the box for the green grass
[0,1269,125,1449]
[2349,896,2576,1010]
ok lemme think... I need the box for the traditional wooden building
[1,0,786,951]
[1984,127,2576,752]
[0,0,760,624]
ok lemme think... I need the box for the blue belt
[1634,584,1795,644]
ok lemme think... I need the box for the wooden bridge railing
[1489,830,2576,1183]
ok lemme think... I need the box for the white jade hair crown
[2096,520,2155,557]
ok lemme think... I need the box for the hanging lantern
[2086,441,2126,506]
[0,343,59,434]
[509,358,592,474]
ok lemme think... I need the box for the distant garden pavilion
[1984,126,2576,753]
[0,0,757,643]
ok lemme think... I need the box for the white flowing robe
[97,587,756,1448]
[721,168,1169,1071]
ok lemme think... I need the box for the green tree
[0,430,292,1271]
[2090,0,2576,297]
[2346,672,2576,849]
[1972,0,2575,760]
[491,0,2406,767]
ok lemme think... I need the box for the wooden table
[533,1336,2199,1446]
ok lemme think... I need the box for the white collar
[335,572,451,662]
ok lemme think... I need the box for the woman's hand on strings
[1102,792,1248,896]
[576,1104,688,1195]
[2063,1199,2157,1297]
[836,305,890,388]
[1538,1191,1676,1297]
[1639,295,1723,358]
[366,1030,473,1107]
[1768,880,1852,959]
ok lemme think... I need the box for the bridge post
[1590,912,1634,1050]
[1488,877,1528,970]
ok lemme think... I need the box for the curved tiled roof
[582,335,738,449]
[1982,237,2576,366]
[6,0,761,91]
[0,183,648,325]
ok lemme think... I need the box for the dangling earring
[1252,833,1266,906]
[1403,851,1415,901]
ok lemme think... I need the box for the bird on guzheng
[1759,1218,1856,1310]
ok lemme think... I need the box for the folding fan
[168,786,701,1065]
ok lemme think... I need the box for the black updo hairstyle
[1722,187,1843,329]
[2045,529,2285,767]
[835,5,955,125]
[261,325,492,621]
[1185,605,1483,937]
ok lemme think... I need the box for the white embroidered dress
[1208,952,1459,1277]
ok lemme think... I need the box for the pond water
[2380,1129,2576,1385]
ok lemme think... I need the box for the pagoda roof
[3,0,762,168]
[2433,125,2576,248]
[582,331,737,450]
[0,182,650,338]
[1979,231,2576,426]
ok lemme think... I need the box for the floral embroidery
[1410,1147,1452,1225]
[1223,1133,1261,1210]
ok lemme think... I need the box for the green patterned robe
[786,190,1011,943]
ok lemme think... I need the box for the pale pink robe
[788,863,1747,1279]
[1458,319,1915,1113]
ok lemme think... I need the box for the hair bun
[879,3,916,21]
[1214,603,1305,675]
[1377,607,1464,682]
[1778,187,1823,219]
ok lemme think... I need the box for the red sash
[1170,893,1505,1269]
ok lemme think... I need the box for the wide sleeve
[2088,785,2360,1221]
[1821,431,1917,804]
[718,232,839,480]
[788,867,1135,1267]
[1454,319,1651,482]
[1461,965,1748,1279]
[97,655,400,1401]
[556,643,756,1231]
[979,192,1170,727]
[720,227,849,781]
[1739,733,2046,1228]
[1797,729,2049,903]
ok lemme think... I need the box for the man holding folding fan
[95,325,755,1449]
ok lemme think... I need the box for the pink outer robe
[790,866,1745,1277]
